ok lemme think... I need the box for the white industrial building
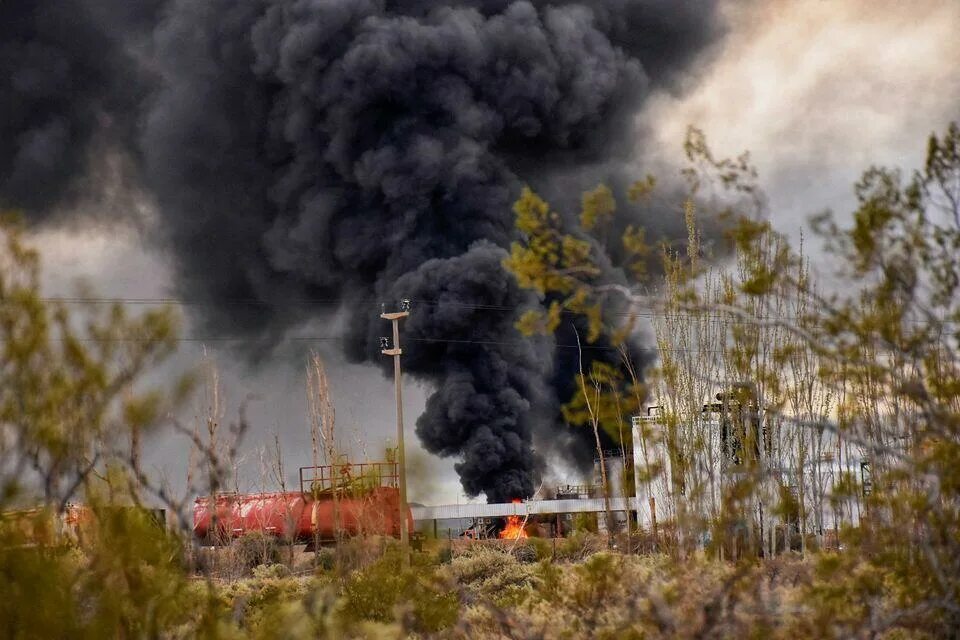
[413,398,874,553]
[630,403,870,552]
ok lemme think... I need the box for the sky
[27,0,960,506]
[642,0,960,237]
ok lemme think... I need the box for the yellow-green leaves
[506,187,577,295]
[516,301,564,337]
[562,361,642,445]
[513,184,552,237]
[627,175,656,202]
[0,216,205,639]
[122,391,165,431]
[507,184,647,346]
[622,225,652,282]
[580,184,616,231]
[0,216,186,511]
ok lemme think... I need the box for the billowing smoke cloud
[0,0,162,215]
[1,0,722,502]
[390,242,552,499]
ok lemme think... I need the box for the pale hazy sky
[642,0,960,237]
[29,0,960,506]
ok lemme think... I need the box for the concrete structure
[631,412,674,534]
[410,496,639,523]
[628,401,869,551]
[412,397,874,551]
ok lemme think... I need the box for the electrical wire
[40,295,960,328]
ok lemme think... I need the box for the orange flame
[499,499,528,540]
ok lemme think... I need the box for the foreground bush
[3,519,952,639]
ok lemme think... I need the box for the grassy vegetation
[0,517,947,639]
[163,537,922,639]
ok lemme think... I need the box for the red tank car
[193,461,412,543]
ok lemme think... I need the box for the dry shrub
[235,532,283,572]
[616,530,661,555]
[194,541,832,639]
[436,545,454,565]
[455,553,819,640]
[555,531,607,562]
[446,545,512,584]
[314,548,336,572]
[337,547,459,633]
[444,545,539,607]
[511,542,539,564]
[192,533,285,580]
[252,563,291,580]
[217,573,312,632]
[333,536,392,574]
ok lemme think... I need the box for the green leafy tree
[0,217,217,636]
[0,218,179,510]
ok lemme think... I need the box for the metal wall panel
[411,497,639,521]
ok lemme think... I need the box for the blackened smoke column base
[387,242,553,501]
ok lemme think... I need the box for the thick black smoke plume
[1,1,722,502]
[0,0,162,215]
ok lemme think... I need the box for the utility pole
[381,300,411,566]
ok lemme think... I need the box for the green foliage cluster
[559,359,643,446]
[338,548,459,632]
[505,180,654,451]
[442,545,538,608]
[0,220,180,508]
[0,217,204,638]
[234,531,284,572]
[1,506,200,638]
[214,573,312,634]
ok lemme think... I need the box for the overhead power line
[42,296,517,310]
[61,334,649,352]
[39,295,960,328]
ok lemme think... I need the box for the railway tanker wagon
[193,461,412,544]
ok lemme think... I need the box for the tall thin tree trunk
[574,328,612,546]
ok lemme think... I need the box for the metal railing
[555,483,601,499]
[298,461,399,497]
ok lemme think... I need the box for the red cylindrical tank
[193,487,413,543]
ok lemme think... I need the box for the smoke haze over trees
[0,0,723,501]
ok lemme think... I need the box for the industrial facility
[188,385,873,557]
[410,397,871,553]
